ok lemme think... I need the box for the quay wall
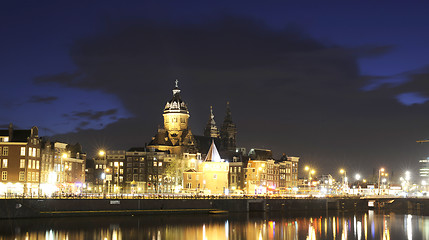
[0,197,427,219]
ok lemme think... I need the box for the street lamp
[378,168,385,195]
[305,166,315,188]
[99,150,107,194]
[339,169,347,194]
[105,168,111,195]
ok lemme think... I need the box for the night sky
[2,1,429,179]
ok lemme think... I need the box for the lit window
[32,172,35,181]
[153,162,157,166]
[2,171,6,180]
[37,149,40,157]
[36,172,39,181]
[21,147,26,156]
[19,171,25,181]
[2,159,7,168]
[32,160,36,169]
[158,162,162,166]
[120,162,123,166]
[0,147,1,156]
[28,160,32,169]
[2,147,8,156]
[27,172,31,182]
[20,159,25,168]
[95,165,98,169]
[32,148,36,157]
[36,161,39,169]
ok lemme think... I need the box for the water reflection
[0,211,429,240]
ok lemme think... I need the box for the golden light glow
[62,153,68,158]
[339,169,345,174]
[99,150,105,156]
[380,168,385,172]
[305,166,310,171]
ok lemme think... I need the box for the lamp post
[61,153,68,194]
[99,150,106,195]
[305,166,315,190]
[378,168,385,195]
[405,171,411,193]
[339,169,347,194]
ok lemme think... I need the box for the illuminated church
[148,80,237,156]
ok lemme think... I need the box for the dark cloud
[35,16,429,176]
[27,95,58,104]
[63,109,118,121]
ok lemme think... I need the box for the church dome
[164,80,189,114]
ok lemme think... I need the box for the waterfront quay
[1,195,428,219]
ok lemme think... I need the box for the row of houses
[0,123,298,196]
[0,124,85,196]
[85,142,299,195]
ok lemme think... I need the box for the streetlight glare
[355,174,361,180]
[99,150,105,156]
[380,168,385,172]
[339,169,344,174]
[305,166,309,171]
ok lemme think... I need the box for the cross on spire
[175,79,179,88]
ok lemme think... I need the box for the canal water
[0,211,428,240]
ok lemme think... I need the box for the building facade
[0,124,41,196]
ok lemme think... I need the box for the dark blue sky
[2,1,429,179]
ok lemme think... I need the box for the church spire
[220,101,237,151]
[205,140,222,162]
[204,106,220,138]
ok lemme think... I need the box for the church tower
[163,80,190,146]
[220,102,237,151]
[204,106,220,138]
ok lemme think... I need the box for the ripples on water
[0,211,428,240]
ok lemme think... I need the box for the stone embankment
[0,196,427,218]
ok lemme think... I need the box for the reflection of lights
[225,220,229,239]
[203,224,207,240]
[307,223,316,240]
[333,217,336,239]
[341,219,348,240]
[364,213,368,240]
[406,215,412,240]
[357,220,362,240]
[383,217,391,240]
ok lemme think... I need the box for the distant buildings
[0,81,301,197]
[84,81,300,195]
